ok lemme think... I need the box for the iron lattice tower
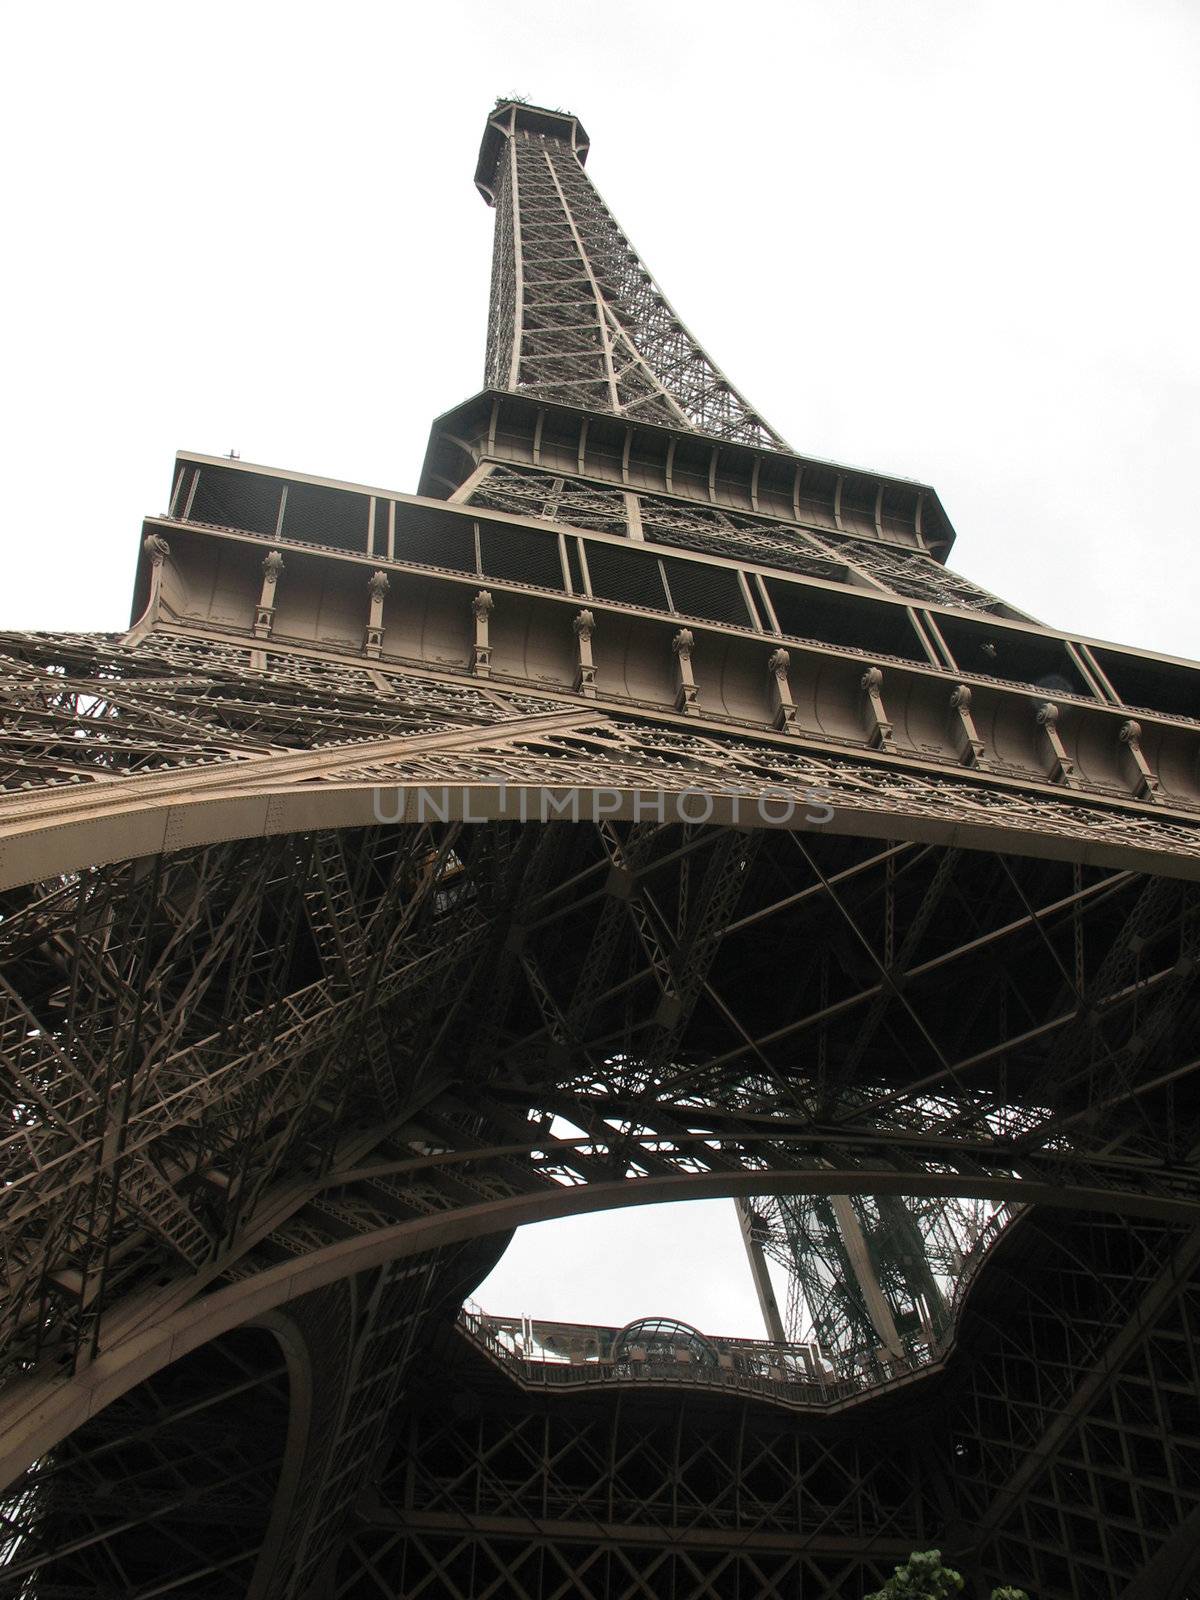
[478,102,785,447]
[1,99,1200,1600]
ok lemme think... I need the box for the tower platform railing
[457,1202,1019,1413]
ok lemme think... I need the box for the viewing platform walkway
[457,1204,1017,1415]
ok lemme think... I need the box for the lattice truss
[329,1210,1200,1600]
[2,626,1200,1373]
[0,1240,498,1600]
[483,126,786,449]
[467,462,1020,615]
[949,1211,1200,1600]
[1,623,1200,1593]
[759,1190,1002,1363]
[0,1326,291,1596]
[337,1332,928,1600]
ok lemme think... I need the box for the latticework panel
[484,123,785,449]
[464,461,1024,614]
[468,463,629,534]
[1,625,1199,1596]
[340,1536,898,1600]
[256,1240,509,1600]
[336,1332,930,1599]
[949,1212,1200,1600]
[328,1209,1200,1600]
[0,1326,290,1599]
[762,1190,1001,1363]
[0,628,565,795]
[805,528,1025,617]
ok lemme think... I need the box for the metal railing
[458,1203,1020,1412]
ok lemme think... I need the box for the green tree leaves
[865,1550,1029,1600]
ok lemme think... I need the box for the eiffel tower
[1,97,1199,1600]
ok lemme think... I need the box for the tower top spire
[477,95,787,450]
[475,100,590,203]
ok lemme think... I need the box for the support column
[828,1195,905,1360]
[767,647,798,732]
[254,550,285,640]
[573,609,597,697]
[471,590,494,677]
[1118,719,1161,801]
[735,1200,787,1344]
[363,570,389,660]
[672,628,699,715]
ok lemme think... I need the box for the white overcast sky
[3,0,1197,1337]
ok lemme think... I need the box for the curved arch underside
[0,1323,293,1597]
[2,630,1199,895]
[1,797,1199,1483]
[1,631,1199,1595]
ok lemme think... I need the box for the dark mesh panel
[188,466,283,536]
[938,615,1092,696]
[393,506,477,574]
[661,557,750,627]
[584,542,669,611]
[764,578,925,661]
[478,524,564,589]
[839,479,878,536]
[282,482,370,552]
[1092,649,1200,720]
